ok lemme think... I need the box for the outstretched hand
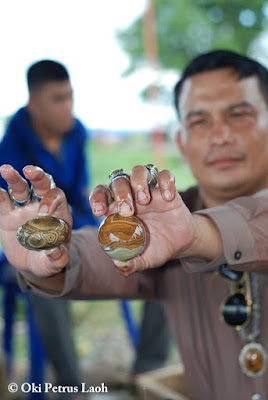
[89,166,198,276]
[0,165,72,277]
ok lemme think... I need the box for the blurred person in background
[0,59,97,399]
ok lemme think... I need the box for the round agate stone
[98,213,146,261]
[239,343,268,377]
[244,348,264,373]
[17,216,68,251]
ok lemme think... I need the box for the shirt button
[251,395,262,400]
[234,251,242,260]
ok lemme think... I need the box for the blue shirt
[0,107,97,229]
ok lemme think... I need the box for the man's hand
[0,164,72,277]
[90,165,222,276]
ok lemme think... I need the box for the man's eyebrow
[228,101,254,111]
[185,110,207,120]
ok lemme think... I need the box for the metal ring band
[8,186,32,207]
[109,169,130,185]
[144,163,159,189]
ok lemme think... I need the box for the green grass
[87,133,196,191]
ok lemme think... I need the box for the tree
[116,0,268,77]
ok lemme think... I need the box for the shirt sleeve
[181,189,268,273]
[18,226,159,300]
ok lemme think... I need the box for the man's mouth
[204,152,246,168]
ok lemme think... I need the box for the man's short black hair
[174,49,268,117]
[27,60,70,92]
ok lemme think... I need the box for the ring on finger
[8,185,32,207]
[31,173,56,202]
[144,163,158,189]
[109,169,130,185]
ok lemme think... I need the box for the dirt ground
[2,299,180,399]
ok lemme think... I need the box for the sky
[0,0,178,132]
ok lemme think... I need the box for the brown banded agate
[98,213,146,261]
[17,216,68,250]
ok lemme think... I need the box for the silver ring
[109,169,130,185]
[8,185,32,207]
[144,164,158,189]
[31,173,56,202]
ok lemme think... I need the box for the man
[0,60,97,399]
[0,50,268,400]
[0,59,96,229]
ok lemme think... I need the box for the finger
[113,256,147,276]
[158,169,176,201]
[37,188,72,241]
[0,187,14,215]
[38,187,70,215]
[130,165,151,205]
[110,177,134,217]
[113,260,137,277]
[44,245,70,274]
[89,184,113,217]
[0,164,30,202]
[23,165,54,197]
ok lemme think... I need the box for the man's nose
[209,120,234,146]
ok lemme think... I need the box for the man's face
[28,80,74,134]
[177,68,268,204]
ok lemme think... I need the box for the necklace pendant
[239,343,268,378]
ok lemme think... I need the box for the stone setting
[239,342,268,377]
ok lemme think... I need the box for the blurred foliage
[116,0,268,76]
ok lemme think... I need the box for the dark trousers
[133,300,170,373]
[29,293,82,390]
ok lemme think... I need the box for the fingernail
[45,247,61,259]
[163,189,172,200]
[118,203,132,216]
[137,191,148,202]
[93,202,105,214]
[38,205,49,216]
[113,260,130,269]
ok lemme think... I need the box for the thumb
[113,255,147,277]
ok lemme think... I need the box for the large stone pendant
[239,343,268,378]
[98,213,146,261]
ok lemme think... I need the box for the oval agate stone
[98,213,146,261]
[17,216,68,251]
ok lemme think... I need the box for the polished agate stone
[98,213,146,261]
[239,342,268,377]
[244,347,264,373]
[17,216,68,251]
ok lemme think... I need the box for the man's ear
[27,93,38,112]
[27,94,34,111]
[176,130,188,161]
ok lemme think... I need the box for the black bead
[234,251,242,260]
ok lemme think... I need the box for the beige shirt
[19,187,268,400]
